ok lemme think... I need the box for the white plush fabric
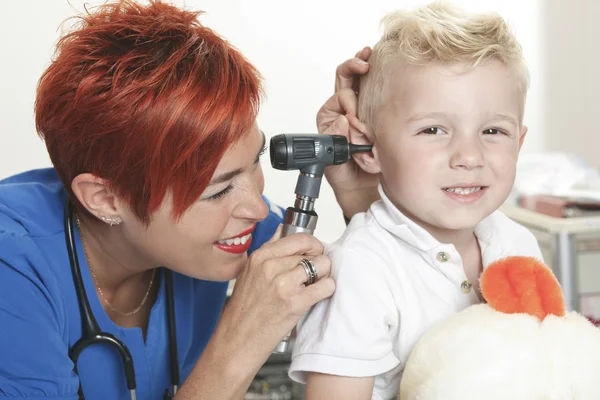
[399,304,600,400]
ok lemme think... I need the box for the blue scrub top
[0,168,284,399]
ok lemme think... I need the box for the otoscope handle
[273,333,291,354]
[282,207,317,236]
[272,208,319,354]
[282,223,314,236]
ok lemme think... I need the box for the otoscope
[269,133,372,353]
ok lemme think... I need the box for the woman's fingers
[317,48,371,135]
[323,115,350,137]
[257,253,331,287]
[321,87,359,120]
[355,46,372,61]
[272,255,334,316]
[288,254,332,286]
[266,223,283,243]
[253,232,324,264]
[316,88,358,134]
[334,47,372,92]
[302,277,336,308]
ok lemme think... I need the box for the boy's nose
[449,137,485,170]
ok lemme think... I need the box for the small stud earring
[100,215,123,226]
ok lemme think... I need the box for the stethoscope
[64,201,180,400]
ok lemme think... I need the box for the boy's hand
[318,47,380,219]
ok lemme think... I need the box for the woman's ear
[71,173,120,219]
[347,115,381,174]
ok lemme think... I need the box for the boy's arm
[289,245,398,399]
[305,373,375,400]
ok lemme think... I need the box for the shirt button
[436,251,450,262]
[461,280,472,293]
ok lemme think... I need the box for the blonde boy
[289,2,544,399]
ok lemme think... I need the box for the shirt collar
[371,183,497,253]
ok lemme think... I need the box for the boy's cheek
[487,151,519,171]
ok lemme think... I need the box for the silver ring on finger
[300,259,318,286]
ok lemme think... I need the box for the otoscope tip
[348,144,373,154]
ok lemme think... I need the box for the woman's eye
[254,145,267,164]
[207,185,233,201]
[421,127,445,135]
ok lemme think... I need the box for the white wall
[542,0,600,170]
[0,0,544,243]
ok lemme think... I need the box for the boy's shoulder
[479,209,542,259]
[325,207,410,261]
[330,208,384,242]
[482,209,536,240]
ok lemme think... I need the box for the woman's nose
[242,192,269,222]
[234,172,269,222]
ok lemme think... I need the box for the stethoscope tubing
[64,201,179,399]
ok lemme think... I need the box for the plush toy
[399,256,600,400]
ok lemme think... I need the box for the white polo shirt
[289,185,543,400]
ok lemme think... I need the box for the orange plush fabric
[480,256,566,321]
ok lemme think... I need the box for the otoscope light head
[269,134,372,171]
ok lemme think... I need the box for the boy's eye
[421,127,445,135]
[207,185,233,201]
[483,128,503,135]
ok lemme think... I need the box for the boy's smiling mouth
[442,185,489,203]
[444,186,483,195]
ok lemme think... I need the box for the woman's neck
[76,212,158,326]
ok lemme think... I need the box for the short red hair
[35,0,263,222]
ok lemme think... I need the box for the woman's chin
[174,254,247,282]
[210,256,247,282]
[222,259,247,281]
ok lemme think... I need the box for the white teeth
[446,187,482,195]
[218,233,252,246]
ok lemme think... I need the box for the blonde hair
[359,1,530,130]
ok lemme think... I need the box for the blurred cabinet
[245,341,304,400]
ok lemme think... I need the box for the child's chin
[439,209,493,230]
[437,216,482,231]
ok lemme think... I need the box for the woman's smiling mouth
[214,225,256,254]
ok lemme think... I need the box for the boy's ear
[347,115,381,174]
[518,125,528,152]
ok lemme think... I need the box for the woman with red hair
[0,1,373,399]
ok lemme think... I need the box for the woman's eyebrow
[208,133,266,186]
